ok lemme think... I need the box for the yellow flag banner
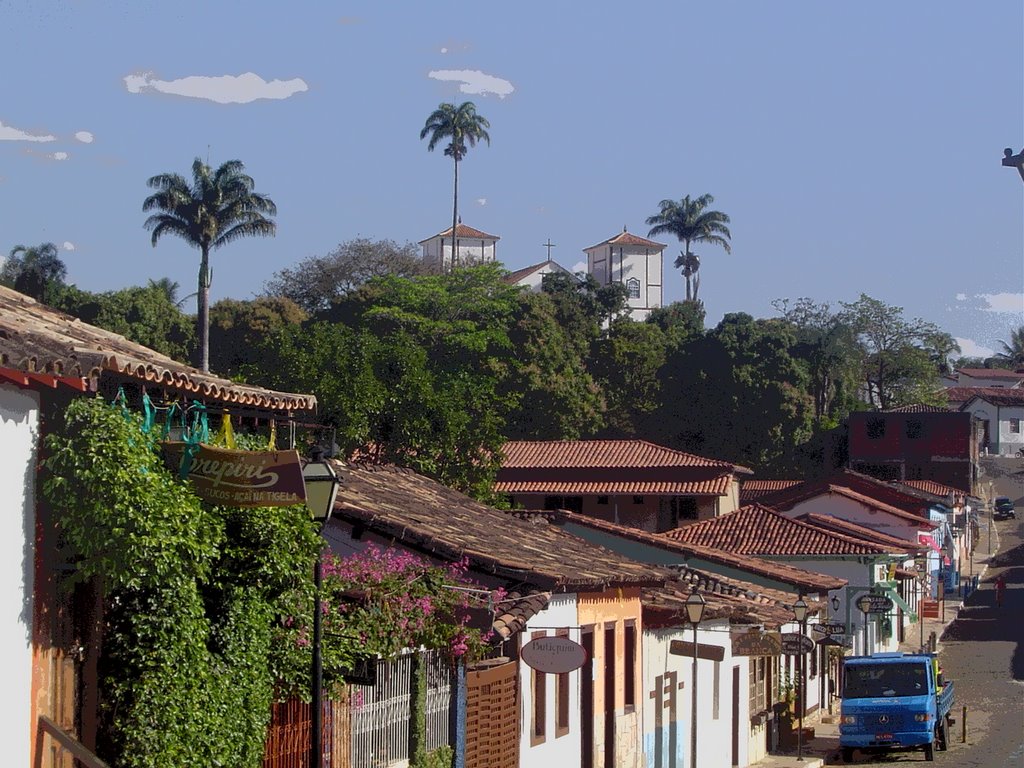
[162,442,306,507]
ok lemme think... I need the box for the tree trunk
[197,247,211,372]
[451,155,459,271]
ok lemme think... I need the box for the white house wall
[643,621,742,768]
[962,401,1024,456]
[584,244,663,321]
[520,595,581,767]
[0,384,39,768]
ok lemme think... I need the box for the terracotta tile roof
[543,509,845,595]
[502,260,574,285]
[957,367,1024,381]
[585,230,666,251]
[764,484,938,527]
[0,285,316,412]
[491,590,551,640]
[643,572,806,629]
[500,439,750,471]
[754,470,934,519]
[884,403,953,413]
[329,461,668,592]
[943,386,1021,405]
[795,512,927,552]
[740,479,802,502]
[493,476,734,496]
[660,503,910,556]
[959,388,1024,407]
[898,479,963,500]
[419,223,500,242]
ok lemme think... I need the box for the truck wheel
[924,742,934,761]
[842,747,854,763]
[937,718,948,751]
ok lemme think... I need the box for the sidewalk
[756,538,997,767]
[754,710,839,767]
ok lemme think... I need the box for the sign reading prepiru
[162,442,306,507]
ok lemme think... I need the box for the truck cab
[839,652,954,762]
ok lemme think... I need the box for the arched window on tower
[626,277,640,299]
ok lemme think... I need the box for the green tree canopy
[263,237,424,314]
[2,242,68,303]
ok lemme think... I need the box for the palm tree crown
[646,194,731,302]
[143,157,276,372]
[995,325,1024,367]
[420,102,491,270]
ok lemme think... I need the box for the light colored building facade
[420,223,499,273]
[959,389,1024,456]
[584,229,665,321]
[503,259,576,292]
[0,380,38,768]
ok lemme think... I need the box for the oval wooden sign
[521,636,588,674]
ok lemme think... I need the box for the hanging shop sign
[162,442,306,507]
[730,629,782,657]
[780,633,815,655]
[521,635,588,674]
[855,594,894,615]
[811,621,847,637]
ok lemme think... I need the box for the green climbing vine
[44,397,320,768]
[43,396,498,768]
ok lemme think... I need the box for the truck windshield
[844,662,927,698]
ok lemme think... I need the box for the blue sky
[2,1,1022,357]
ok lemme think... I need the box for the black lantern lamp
[303,448,341,768]
[685,590,706,768]
[793,597,809,761]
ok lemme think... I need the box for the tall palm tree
[419,102,491,270]
[646,194,731,302]
[995,325,1024,367]
[143,158,277,372]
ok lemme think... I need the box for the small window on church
[626,278,640,299]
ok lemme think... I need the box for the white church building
[419,222,500,273]
[584,228,666,321]
[422,223,667,322]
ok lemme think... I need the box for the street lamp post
[685,590,706,768]
[793,598,809,762]
[303,450,341,768]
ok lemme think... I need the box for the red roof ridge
[419,223,500,242]
[500,438,752,473]
[584,230,667,251]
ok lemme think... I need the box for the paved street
[760,464,1024,768]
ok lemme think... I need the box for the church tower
[584,227,665,320]
[419,222,500,273]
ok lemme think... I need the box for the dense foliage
[42,398,492,767]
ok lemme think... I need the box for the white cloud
[123,71,308,104]
[427,69,514,99]
[440,47,448,54]
[571,260,587,273]
[954,337,995,359]
[75,131,94,144]
[0,120,55,142]
[955,293,967,301]
[476,198,487,206]
[62,241,76,251]
[977,292,1024,314]
[51,151,69,161]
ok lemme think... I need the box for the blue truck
[839,652,955,762]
